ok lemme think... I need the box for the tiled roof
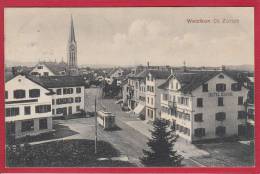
[158,70,248,94]
[27,75,85,88]
[148,69,171,79]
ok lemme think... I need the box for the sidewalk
[125,120,209,158]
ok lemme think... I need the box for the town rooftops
[129,69,149,79]
[28,75,85,88]
[158,70,248,94]
[147,69,171,79]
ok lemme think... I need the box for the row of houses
[122,66,254,142]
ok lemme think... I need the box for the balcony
[168,101,177,109]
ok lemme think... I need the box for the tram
[97,110,116,130]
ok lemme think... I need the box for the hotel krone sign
[208,92,233,97]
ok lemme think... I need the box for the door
[62,107,67,116]
[68,106,72,115]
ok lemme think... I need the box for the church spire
[69,15,76,43]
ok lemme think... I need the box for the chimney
[147,61,150,68]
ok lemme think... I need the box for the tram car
[97,110,116,130]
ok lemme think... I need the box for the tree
[140,119,183,167]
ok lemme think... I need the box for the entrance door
[62,107,67,116]
[68,106,72,115]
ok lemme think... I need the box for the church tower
[67,15,78,74]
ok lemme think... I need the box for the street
[51,88,254,167]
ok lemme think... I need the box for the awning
[133,103,145,115]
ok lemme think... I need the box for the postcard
[2,4,257,172]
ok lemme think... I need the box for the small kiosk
[97,110,116,130]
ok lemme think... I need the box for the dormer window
[218,74,224,79]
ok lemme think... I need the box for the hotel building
[158,70,248,142]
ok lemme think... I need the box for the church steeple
[67,15,78,73]
[69,15,76,43]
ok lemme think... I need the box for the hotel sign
[208,92,233,97]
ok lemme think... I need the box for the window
[197,98,203,107]
[147,97,149,104]
[24,106,31,115]
[76,87,81,93]
[29,89,40,98]
[202,84,208,92]
[13,89,25,99]
[248,109,254,120]
[176,83,178,89]
[76,106,81,112]
[5,107,19,117]
[21,120,34,132]
[52,99,55,105]
[238,111,246,119]
[63,88,73,94]
[57,89,62,95]
[35,105,51,113]
[194,113,203,122]
[194,128,206,137]
[52,109,55,115]
[231,83,242,91]
[37,66,43,69]
[39,118,48,130]
[218,97,224,106]
[56,98,74,105]
[5,91,8,99]
[216,126,226,136]
[43,72,49,76]
[75,97,81,103]
[162,94,168,101]
[216,112,226,121]
[238,96,243,105]
[218,74,224,79]
[216,83,226,92]
[151,98,153,105]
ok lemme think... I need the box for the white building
[5,75,54,138]
[30,61,67,76]
[5,74,86,139]
[145,70,170,121]
[158,70,249,142]
[29,76,86,119]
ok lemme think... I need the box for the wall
[191,72,248,141]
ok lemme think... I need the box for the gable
[30,63,55,76]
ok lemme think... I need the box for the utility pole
[94,96,97,154]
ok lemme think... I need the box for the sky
[5,7,254,67]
